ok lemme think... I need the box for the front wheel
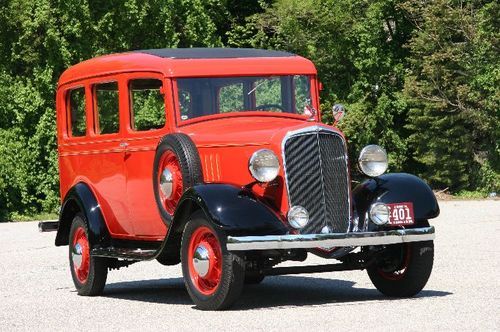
[181,212,245,310]
[367,240,434,297]
[69,213,108,296]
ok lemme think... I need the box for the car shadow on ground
[103,275,452,310]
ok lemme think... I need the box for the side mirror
[332,104,345,125]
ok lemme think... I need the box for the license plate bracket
[387,202,415,226]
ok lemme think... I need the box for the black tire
[181,211,245,310]
[153,134,203,224]
[244,272,266,285]
[69,213,108,296]
[367,240,434,297]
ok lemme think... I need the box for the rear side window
[95,82,119,135]
[67,88,86,137]
[129,79,165,131]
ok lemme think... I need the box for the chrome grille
[283,128,350,234]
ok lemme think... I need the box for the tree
[228,0,414,172]
[0,0,231,221]
[401,0,499,192]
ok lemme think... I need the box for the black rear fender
[55,183,111,247]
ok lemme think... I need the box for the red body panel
[56,51,340,241]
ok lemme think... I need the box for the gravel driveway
[0,200,498,331]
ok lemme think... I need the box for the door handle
[119,142,129,148]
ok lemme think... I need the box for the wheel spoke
[188,226,222,295]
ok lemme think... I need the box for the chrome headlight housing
[358,145,388,177]
[369,203,390,225]
[287,205,309,229]
[249,149,280,182]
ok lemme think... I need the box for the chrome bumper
[226,226,435,251]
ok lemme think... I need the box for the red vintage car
[43,48,438,310]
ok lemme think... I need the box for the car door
[122,74,170,239]
[82,77,132,237]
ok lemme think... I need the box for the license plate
[387,202,415,226]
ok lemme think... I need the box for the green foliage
[0,0,498,221]
[401,0,499,191]
[228,0,414,173]
[0,0,233,221]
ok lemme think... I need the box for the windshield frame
[172,74,320,127]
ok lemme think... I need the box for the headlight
[249,149,280,182]
[358,145,388,177]
[288,205,309,229]
[369,203,390,225]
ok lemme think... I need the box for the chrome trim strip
[226,226,435,251]
[281,125,351,232]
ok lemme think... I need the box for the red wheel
[157,151,184,215]
[71,226,90,284]
[367,240,434,297]
[69,214,108,296]
[181,211,245,310]
[377,244,412,281]
[187,226,222,295]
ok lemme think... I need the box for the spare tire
[153,133,203,225]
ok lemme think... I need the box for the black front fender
[155,183,289,265]
[353,173,439,229]
[171,184,289,238]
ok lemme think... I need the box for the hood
[178,115,340,148]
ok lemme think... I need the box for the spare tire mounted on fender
[153,134,203,225]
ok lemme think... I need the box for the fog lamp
[369,203,390,225]
[288,205,309,229]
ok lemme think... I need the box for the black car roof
[134,48,295,59]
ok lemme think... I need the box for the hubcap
[72,243,83,269]
[160,168,174,198]
[192,245,210,277]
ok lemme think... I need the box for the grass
[10,212,58,222]
[454,190,492,199]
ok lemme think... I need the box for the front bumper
[226,226,435,251]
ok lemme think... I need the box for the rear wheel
[69,214,108,296]
[367,240,434,297]
[181,212,245,310]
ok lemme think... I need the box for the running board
[38,221,59,232]
[91,247,159,261]
[263,263,365,276]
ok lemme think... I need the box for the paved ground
[0,200,499,331]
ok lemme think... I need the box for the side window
[179,90,192,120]
[254,77,282,111]
[129,79,165,131]
[293,75,310,114]
[95,82,119,135]
[218,83,244,113]
[67,87,86,137]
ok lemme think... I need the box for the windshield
[176,75,312,121]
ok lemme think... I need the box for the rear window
[67,87,86,137]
